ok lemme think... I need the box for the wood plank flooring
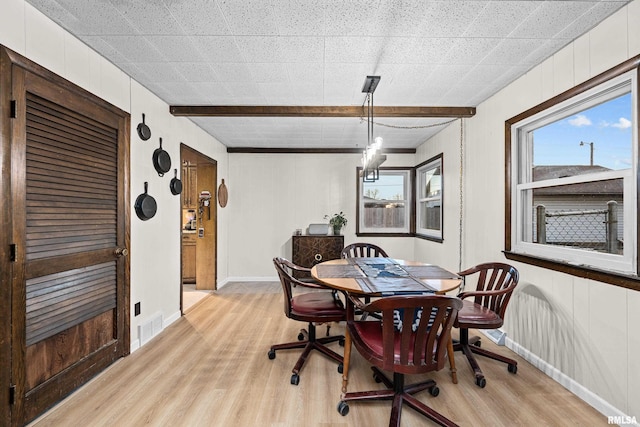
[29,282,608,426]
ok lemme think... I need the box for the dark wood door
[0,46,130,425]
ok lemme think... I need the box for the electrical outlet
[134,302,141,316]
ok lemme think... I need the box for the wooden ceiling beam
[169,105,475,118]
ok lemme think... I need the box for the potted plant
[325,211,348,235]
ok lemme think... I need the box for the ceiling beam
[169,105,475,118]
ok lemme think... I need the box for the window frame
[505,55,640,291]
[356,167,414,237]
[415,154,444,242]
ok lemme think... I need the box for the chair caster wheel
[339,338,345,346]
[508,364,518,374]
[429,386,440,397]
[373,373,382,383]
[473,341,481,348]
[268,349,276,360]
[338,363,343,374]
[298,332,305,341]
[291,373,300,385]
[337,401,349,416]
[475,376,486,388]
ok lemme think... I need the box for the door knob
[114,247,129,257]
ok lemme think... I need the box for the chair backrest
[458,262,519,320]
[341,243,388,259]
[273,257,305,318]
[356,295,462,374]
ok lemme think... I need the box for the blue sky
[533,93,632,170]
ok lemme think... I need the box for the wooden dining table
[310,257,463,389]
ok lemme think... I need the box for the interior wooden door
[1,46,130,425]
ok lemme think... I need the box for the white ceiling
[26,0,630,150]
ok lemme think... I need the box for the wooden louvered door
[4,48,130,426]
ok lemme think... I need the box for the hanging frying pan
[135,182,157,221]
[170,169,182,195]
[152,137,171,177]
[137,113,151,141]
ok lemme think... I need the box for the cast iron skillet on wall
[153,138,171,177]
[137,114,151,140]
[135,182,157,221]
[170,169,182,195]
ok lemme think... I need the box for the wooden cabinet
[292,235,344,278]
[182,233,196,284]
[181,163,197,208]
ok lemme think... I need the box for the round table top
[311,258,462,296]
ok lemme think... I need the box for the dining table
[310,257,463,391]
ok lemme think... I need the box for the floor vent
[481,329,506,346]
[139,313,163,345]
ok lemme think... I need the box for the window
[416,155,443,241]
[506,64,638,277]
[357,168,412,235]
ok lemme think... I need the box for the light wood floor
[30,282,608,427]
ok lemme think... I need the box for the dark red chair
[341,242,389,259]
[338,295,462,427]
[268,257,346,385]
[453,262,519,388]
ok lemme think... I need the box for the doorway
[180,144,217,312]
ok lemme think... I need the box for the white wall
[0,0,229,353]
[416,1,640,421]
[227,152,416,279]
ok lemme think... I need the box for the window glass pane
[419,200,441,231]
[523,178,623,254]
[531,93,632,181]
[361,172,408,231]
[422,166,441,198]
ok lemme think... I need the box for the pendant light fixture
[361,75,386,182]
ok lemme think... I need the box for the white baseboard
[506,338,638,426]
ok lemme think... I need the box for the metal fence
[535,201,620,254]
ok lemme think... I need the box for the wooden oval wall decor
[218,179,228,207]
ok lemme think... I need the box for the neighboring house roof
[532,165,623,196]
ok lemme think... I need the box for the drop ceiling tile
[371,0,435,37]
[412,38,456,65]
[235,36,284,62]
[134,62,186,83]
[174,63,220,82]
[374,37,422,64]
[146,36,206,62]
[109,0,183,35]
[82,36,130,64]
[270,0,326,36]
[324,37,376,63]
[100,36,165,63]
[463,1,541,38]
[217,0,279,35]
[555,2,627,40]
[51,0,138,35]
[480,38,542,66]
[210,62,254,82]
[286,63,324,85]
[164,0,231,35]
[250,63,290,83]
[191,36,245,62]
[323,0,380,36]
[290,83,324,105]
[510,1,594,39]
[521,38,571,68]
[443,38,502,65]
[417,1,489,37]
[189,83,232,103]
[279,37,324,63]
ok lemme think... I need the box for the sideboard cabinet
[292,235,344,278]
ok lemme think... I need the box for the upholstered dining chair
[337,294,462,427]
[341,242,389,259]
[453,262,519,388]
[268,257,346,385]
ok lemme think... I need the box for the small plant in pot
[325,211,347,235]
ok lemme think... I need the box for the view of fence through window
[362,172,407,230]
[529,92,632,254]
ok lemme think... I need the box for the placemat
[402,265,460,280]
[356,276,436,294]
[314,264,363,278]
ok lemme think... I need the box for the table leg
[341,329,352,395]
[447,336,457,384]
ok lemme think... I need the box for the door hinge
[10,100,16,118]
[9,244,16,262]
[9,384,15,405]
